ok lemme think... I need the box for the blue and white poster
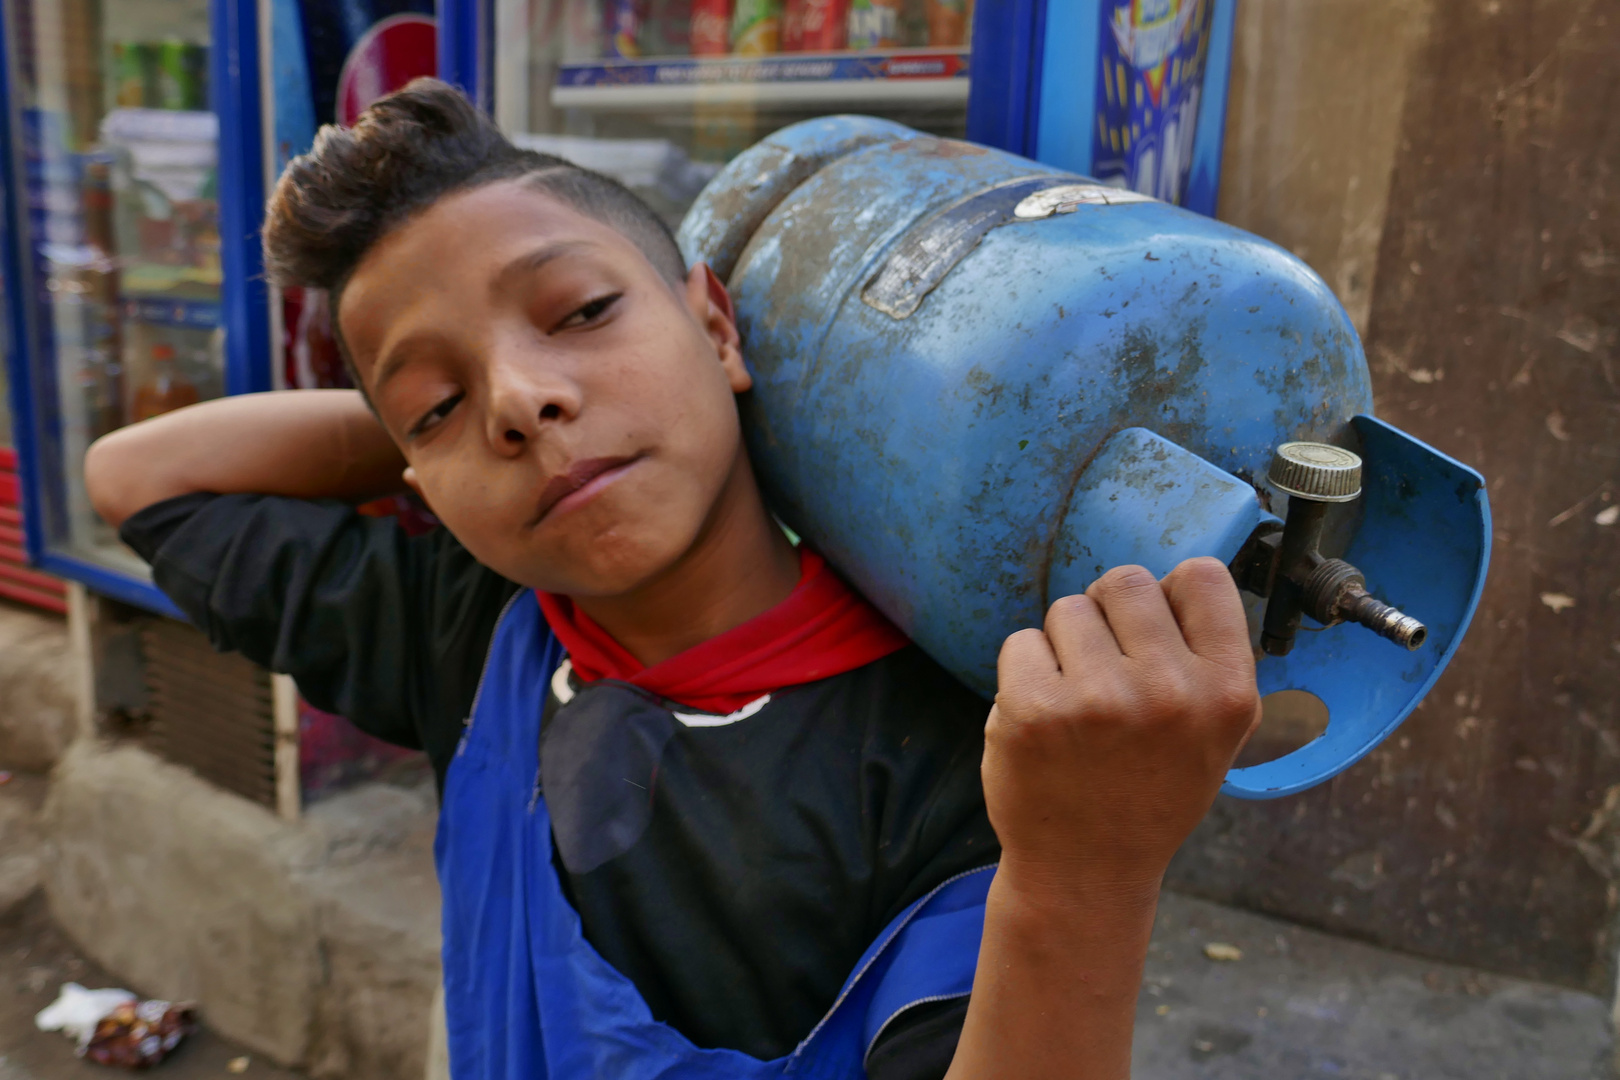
[1036,0,1235,217]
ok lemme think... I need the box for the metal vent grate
[142,618,277,809]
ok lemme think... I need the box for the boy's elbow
[85,429,157,529]
[85,433,128,527]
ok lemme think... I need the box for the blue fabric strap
[438,593,993,1079]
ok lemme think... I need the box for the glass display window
[492,0,973,225]
[5,0,222,577]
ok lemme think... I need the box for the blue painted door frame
[0,0,271,616]
[437,0,491,111]
[966,0,1048,155]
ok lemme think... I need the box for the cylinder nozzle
[1253,442,1427,657]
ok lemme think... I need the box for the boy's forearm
[946,864,1158,1080]
[85,390,406,528]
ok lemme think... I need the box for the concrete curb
[40,739,441,1080]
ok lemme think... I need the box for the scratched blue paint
[1048,428,1278,600]
[677,118,1489,798]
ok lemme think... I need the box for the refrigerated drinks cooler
[448,0,1236,226]
[0,0,268,614]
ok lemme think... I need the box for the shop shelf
[552,49,970,111]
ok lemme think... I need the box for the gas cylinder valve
[1234,442,1427,657]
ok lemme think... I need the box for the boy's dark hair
[263,78,687,371]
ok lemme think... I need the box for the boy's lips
[532,454,642,523]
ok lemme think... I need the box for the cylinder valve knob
[1268,442,1363,503]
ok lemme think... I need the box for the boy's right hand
[982,557,1261,902]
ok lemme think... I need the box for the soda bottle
[639,0,695,55]
[782,0,848,50]
[154,40,196,110]
[133,343,199,421]
[110,42,148,108]
[731,0,781,54]
[847,0,901,48]
[691,0,734,54]
[607,0,644,58]
[183,42,209,108]
[925,0,970,46]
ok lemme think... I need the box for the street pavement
[1,882,1610,1078]
[1136,890,1611,1079]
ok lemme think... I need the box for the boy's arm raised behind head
[85,389,406,528]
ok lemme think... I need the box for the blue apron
[435,593,994,1080]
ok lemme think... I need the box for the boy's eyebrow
[493,239,598,292]
[369,240,599,397]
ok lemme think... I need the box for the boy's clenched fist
[983,557,1262,900]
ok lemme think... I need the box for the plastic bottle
[691,0,734,54]
[847,0,901,47]
[132,343,199,421]
[731,0,781,53]
[782,0,848,50]
[607,0,644,57]
[925,0,970,46]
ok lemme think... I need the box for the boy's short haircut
[262,78,688,376]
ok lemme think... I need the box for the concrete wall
[1171,0,1620,994]
[0,603,75,772]
[42,739,442,1079]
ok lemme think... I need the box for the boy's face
[339,180,752,596]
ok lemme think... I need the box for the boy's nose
[485,355,581,452]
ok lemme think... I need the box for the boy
[86,80,1259,1080]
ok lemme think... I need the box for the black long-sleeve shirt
[122,493,998,1077]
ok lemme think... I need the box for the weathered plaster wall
[43,740,442,1079]
[1172,0,1620,993]
[0,603,74,772]
[1217,0,1434,334]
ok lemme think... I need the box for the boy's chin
[505,537,691,600]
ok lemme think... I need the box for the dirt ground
[0,893,305,1080]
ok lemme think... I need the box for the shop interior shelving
[552,47,970,111]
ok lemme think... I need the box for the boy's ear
[685,262,751,394]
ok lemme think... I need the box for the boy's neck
[573,451,801,669]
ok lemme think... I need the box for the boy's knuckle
[996,671,1060,722]
[999,626,1044,660]
[985,708,1043,753]
[1045,592,1093,624]
[1089,564,1158,600]
[1212,680,1260,724]
[1077,677,1132,720]
[1161,670,1198,712]
[1022,682,1072,720]
[1135,675,1194,724]
[1177,555,1232,585]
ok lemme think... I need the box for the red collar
[536,548,909,714]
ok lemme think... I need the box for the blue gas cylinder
[677,117,1489,798]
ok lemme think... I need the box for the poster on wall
[269,0,437,392]
[1037,0,1235,217]
[270,0,437,171]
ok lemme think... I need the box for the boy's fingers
[1084,564,1189,661]
[1041,592,1121,674]
[996,627,1061,703]
[1159,557,1252,663]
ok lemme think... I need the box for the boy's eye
[408,391,464,439]
[554,292,621,331]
